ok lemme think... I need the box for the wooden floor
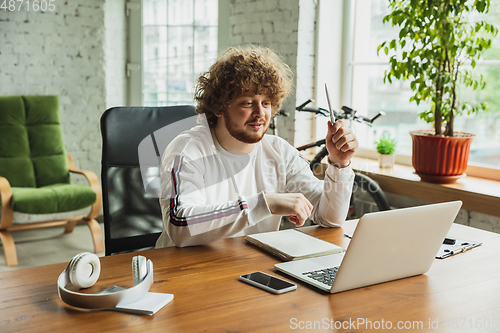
[0,222,104,272]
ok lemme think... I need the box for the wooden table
[1,221,500,332]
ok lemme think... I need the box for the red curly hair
[195,46,293,128]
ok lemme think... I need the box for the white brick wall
[294,0,316,147]
[104,0,127,109]
[226,0,317,145]
[385,193,500,234]
[352,191,500,234]
[0,0,126,185]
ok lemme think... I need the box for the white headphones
[57,252,153,309]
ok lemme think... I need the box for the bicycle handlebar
[276,109,289,117]
[298,107,330,117]
[292,99,384,127]
[295,139,326,151]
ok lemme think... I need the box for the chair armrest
[0,176,14,229]
[67,154,102,219]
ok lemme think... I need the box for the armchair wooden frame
[0,154,104,266]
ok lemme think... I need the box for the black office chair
[100,105,197,255]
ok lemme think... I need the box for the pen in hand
[325,83,336,124]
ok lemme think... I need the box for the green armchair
[0,95,104,266]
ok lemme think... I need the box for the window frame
[128,0,218,107]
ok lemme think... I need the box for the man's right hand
[264,193,313,227]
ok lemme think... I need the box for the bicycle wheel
[348,172,390,219]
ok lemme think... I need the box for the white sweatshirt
[155,124,354,248]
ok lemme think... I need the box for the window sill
[353,148,500,181]
[344,156,500,218]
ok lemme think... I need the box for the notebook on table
[245,229,344,261]
[275,201,463,293]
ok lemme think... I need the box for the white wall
[295,0,317,147]
[392,194,500,233]
[104,0,127,109]
[353,191,500,234]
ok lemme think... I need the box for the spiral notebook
[245,229,344,261]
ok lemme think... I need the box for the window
[142,0,218,106]
[348,0,500,169]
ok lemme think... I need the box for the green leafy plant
[375,134,397,155]
[378,0,498,137]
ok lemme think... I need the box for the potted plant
[378,0,498,183]
[375,133,397,168]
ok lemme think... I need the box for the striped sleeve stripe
[298,153,310,164]
[169,155,248,227]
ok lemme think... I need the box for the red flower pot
[410,130,475,184]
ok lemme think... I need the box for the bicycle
[275,99,390,221]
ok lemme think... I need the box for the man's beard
[223,112,269,144]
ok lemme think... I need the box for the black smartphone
[239,272,297,294]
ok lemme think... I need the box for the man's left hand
[326,120,359,168]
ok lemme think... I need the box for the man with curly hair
[156,46,358,248]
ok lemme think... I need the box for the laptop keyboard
[303,266,339,286]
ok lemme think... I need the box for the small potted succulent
[375,133,397,168]
[378,0,497,183]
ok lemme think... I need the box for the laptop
[275,201,462,293]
